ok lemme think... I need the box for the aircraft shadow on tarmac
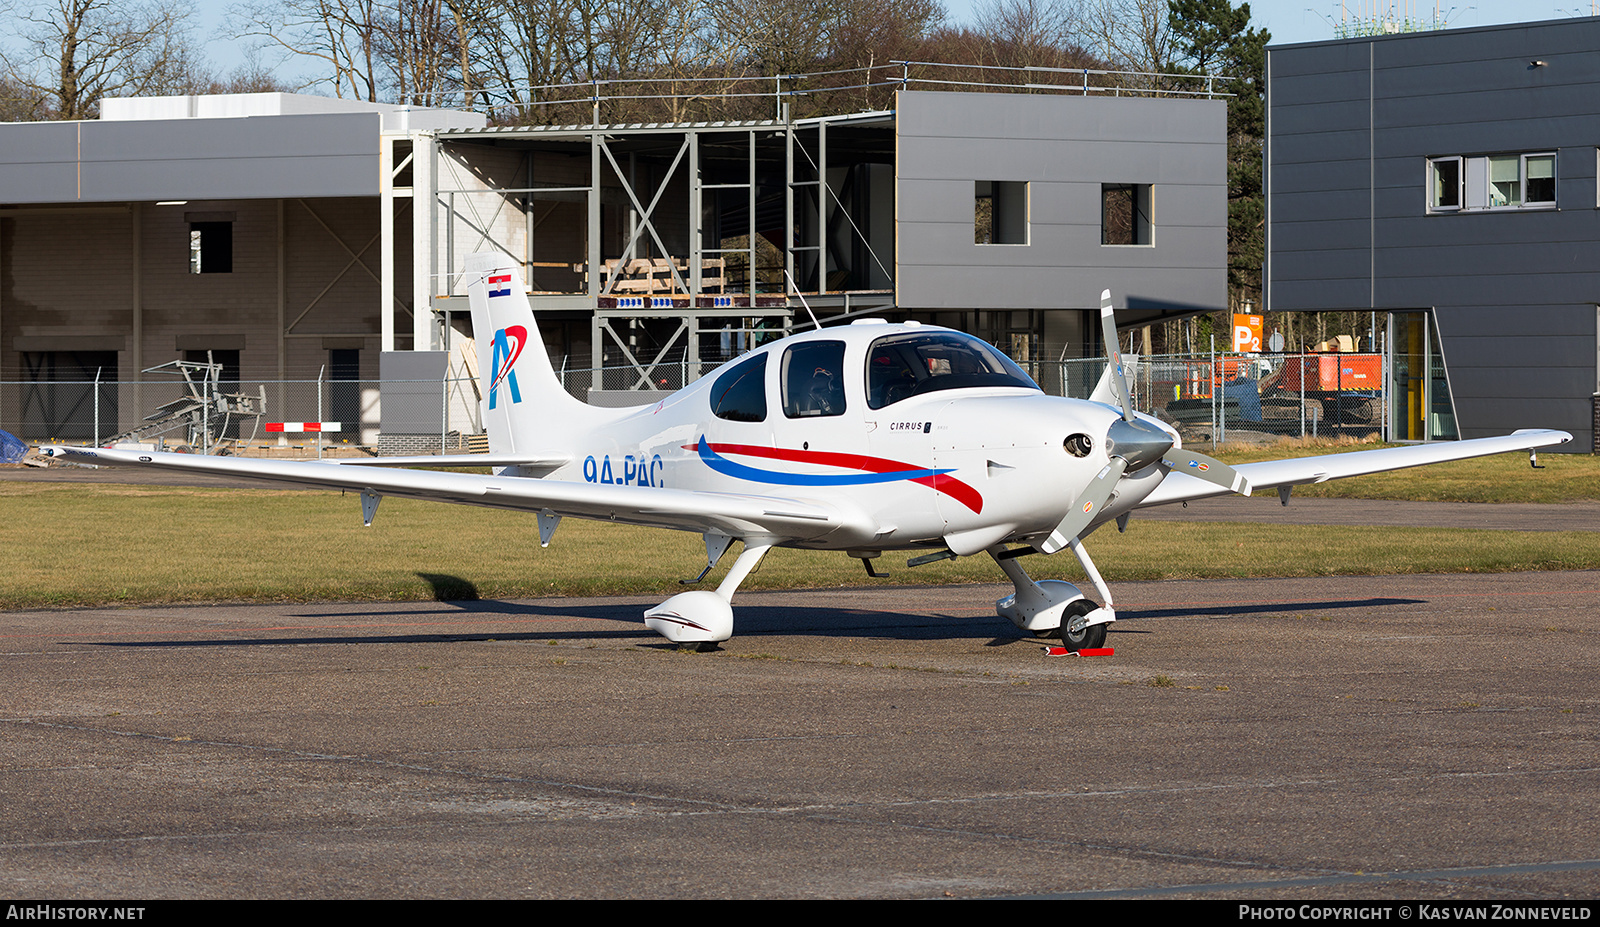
[77,591,1425,650]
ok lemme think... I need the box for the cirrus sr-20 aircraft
[44,253,1571,650]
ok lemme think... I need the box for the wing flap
[328,453,569,472]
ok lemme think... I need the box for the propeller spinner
[1039,291,1251,554]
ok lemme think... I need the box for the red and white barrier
[266,422,342,433]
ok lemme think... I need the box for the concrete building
[1266,16,1600,450]
[1,82,1227,444]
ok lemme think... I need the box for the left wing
[40,446,863,541]
[1138,429,1573,509]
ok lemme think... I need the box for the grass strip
[9,482,1600,610]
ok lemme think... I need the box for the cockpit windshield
[866,331,1040,409]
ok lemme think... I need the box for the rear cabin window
[781,341,847,418]
[710,354,767,422]
[866,331,1039,409]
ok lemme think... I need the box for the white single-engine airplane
[44,253,1571,650]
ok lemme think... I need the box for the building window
[1524,153,1556,205]
[330,348,361,433]
[1488,155,1522,207]
[190,221,232,273]
[1429,157,1461,210]
[1428,153,1555,212]
[1102,184,1152,245]
[975,181,1028,245]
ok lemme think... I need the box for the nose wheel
[1060,599,1107,651]
[1034,599,1106,650]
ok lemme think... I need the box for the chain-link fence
[1057,351,1387,445]
[4,376,481,457]
[7,350,1389,455]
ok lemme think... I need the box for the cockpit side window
[781,341,847,418]
[710,353,767,422]
[866,331,1039,409]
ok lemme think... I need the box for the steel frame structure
[376,110,898,390]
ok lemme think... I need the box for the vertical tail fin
[463,253,592,453]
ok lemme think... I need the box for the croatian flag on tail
[488,273,512,298]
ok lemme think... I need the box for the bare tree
[972,0,1080,68]
[1,0,205,119]
[0,74,50,120]
[202,48,298,94]
[831,0,945,66]
[648,0,747,122]
[724,0,842,79]
[1081,0,1171,76]
[231,0,386,100]
[470,0,578,119]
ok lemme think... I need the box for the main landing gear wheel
[1060,599,1105,652]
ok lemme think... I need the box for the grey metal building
[1266,16,1600,450]
[1,83,1226,443]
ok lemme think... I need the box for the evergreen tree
[1168,0,1268,313]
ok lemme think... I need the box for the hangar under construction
[0,67,1227,446]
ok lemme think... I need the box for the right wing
[40,446,865,542]
[1138,429,1573,508]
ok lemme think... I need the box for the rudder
[463,252,591,453]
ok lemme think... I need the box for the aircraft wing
[1137,429,1574,509]
[39,446,858,541]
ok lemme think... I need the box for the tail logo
[489,325,526,409]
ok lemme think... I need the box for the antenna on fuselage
[783,269,822,331]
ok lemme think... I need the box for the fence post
[1209,336,1217,451]
[317,364,325,461]
[441,374,449,454]
[1382,336,1391,442]
[1219,352,1226,446]
[94,367,102,448]
[201,370,211,456]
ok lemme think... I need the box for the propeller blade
[1098,290,1135,424]
[1162,448,1252,496]
[1040,457,1128,554]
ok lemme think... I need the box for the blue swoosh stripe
[698,441,953,487]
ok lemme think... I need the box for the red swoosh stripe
[686,442,983,513]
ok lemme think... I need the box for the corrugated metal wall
[1268,18,1600,448]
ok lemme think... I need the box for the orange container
[1275,355,1381,392]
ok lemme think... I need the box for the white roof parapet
[100,92,487,132]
